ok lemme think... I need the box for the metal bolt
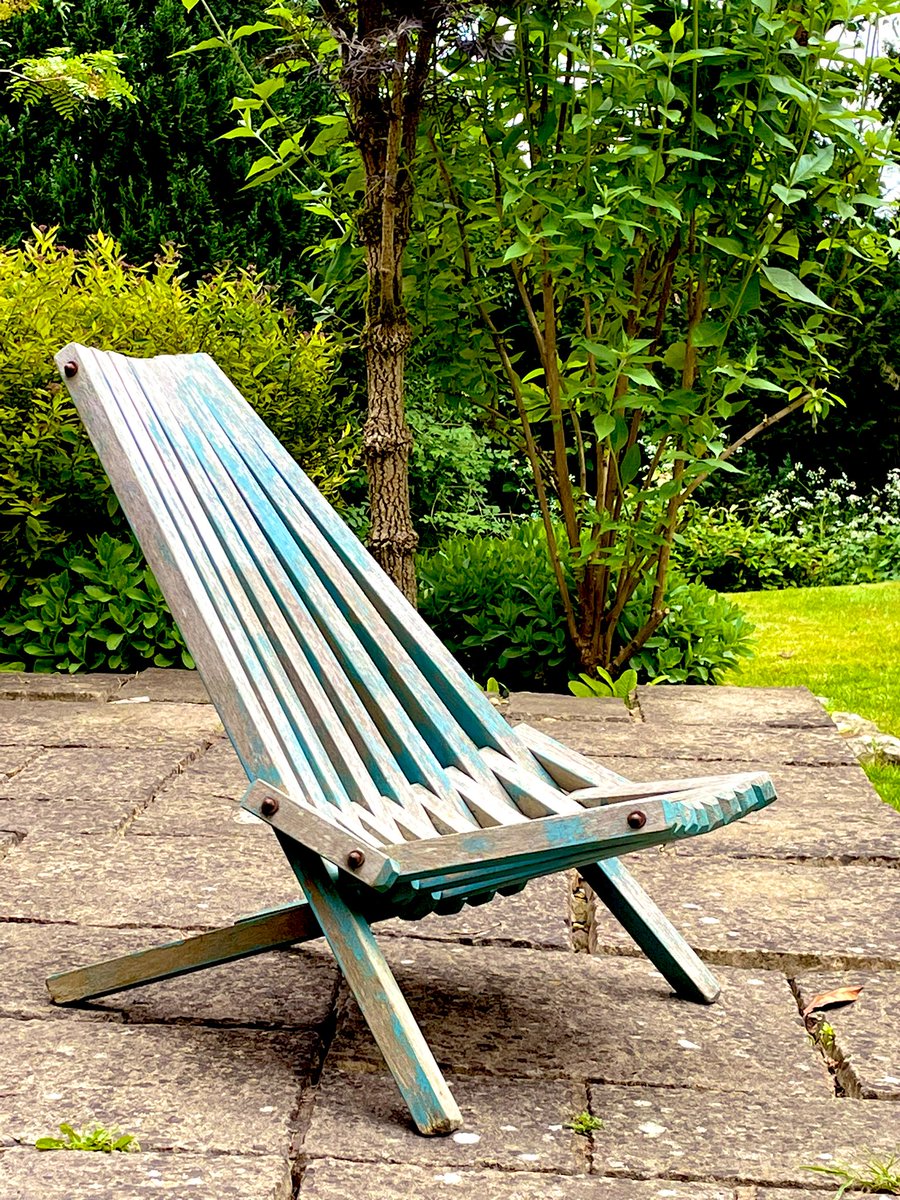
[626,810,647,830]
[347,849,366,870]
[63,360,78,378]
[259,795,280,817]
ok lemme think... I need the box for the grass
[804,1153,900,1196]
[725,581,900,811]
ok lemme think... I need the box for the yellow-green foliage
[0,227,356,592]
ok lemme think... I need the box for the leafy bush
[0,534,188,673]
[677,466,900,591]
[0,227,354,597]
[418,523,754,690]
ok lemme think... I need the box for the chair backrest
[58,344,566,844]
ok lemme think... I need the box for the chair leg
[47,901,321,1004]
[580,858,721,1004]
[279,838,462,1136]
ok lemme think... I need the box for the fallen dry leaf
[801,985,864,1019]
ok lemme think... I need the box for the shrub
[677,466,900,591]
[0,533,188,673]
[0,227,355,597]
[418,523,754,691]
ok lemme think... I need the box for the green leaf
[669,17,685,43]
[623,366,660,389]
[760,266,834,311]
[592,413,616,440]
[620,443,642,484]
[771,183,805,205]
[793,143,834,183]
[502,239,532,262]
[693,113,717,138]
[172,36,226,56]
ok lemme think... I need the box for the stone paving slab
[634,686,832,729]
[304,1069,589,1174]
[300,1160,741,1199]
[598,763,900,865]
[1,747,191,802]
[0,1018,312,1154]
[0,672,128,703]
[0,921,338,1029]
[0,701,222,749]
[329,939,828,1097]
[506,693,636,723]
[0,746,42,778]
[378,873,572,951]
[545,723,857,767]
[0,797,145,838]
[0,1150,292,1200]
[0,834,300,927]
[587,1084,900,1188]
[588,855,900,971]
[116,668,213,705]
[794,968,900,1099]
[0,830,16,858]
[128,776,268,839]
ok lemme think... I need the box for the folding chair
[47,345,775,1134]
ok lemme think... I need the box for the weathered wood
[280,839,462,1135]
[581,858,722,1003]
[52,343,780,1135]
[47,901,322,1004]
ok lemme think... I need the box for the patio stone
[0,834,300,927]
[634,686,833,729]
[588,855,900,971]
[0,701,222,750]
[543,723,856,767]
[301,1160,741,1199]
[116,668,213,705]
[303,1069,589,1174]
[0,1151,292,1200]
[794,968,900,1099]
[0,747,192,802]
[0,672,128,703]
[0,921,338,1029]
[587,1083,899,1188]
[0,797,143,838]
[329,939,829,1097]
[507,692,636,723]
[0,1017,313,1154]
[0,747,42,778]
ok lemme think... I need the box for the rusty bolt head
[626,810,647,830]
[63,360,78,379]
[259,795,280,817]
[347,849,366,870]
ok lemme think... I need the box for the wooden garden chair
[48,344,776,1135]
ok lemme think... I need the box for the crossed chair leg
[47,851,717,1135]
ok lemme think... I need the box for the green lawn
[725,581,900,810]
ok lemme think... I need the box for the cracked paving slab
[588,855,900,971]
[0,1017,314,1154]
[327,939,829,1097]
[303,1070,589,1174]
[0,747,42,779]
[0,921,339,1029]
[0,1150,292,1200]
[598,762,900,865]
[0,834,301,928]
[0,701,222,750]
[300,1160,741,1199]
[795,968,900,1099]
[1,747,194,803]
[1,797,146,838]
[587,1083,900,1188]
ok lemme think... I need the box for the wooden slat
[512,723,628,789]
[194,361,551,785]
[567,771,772,808]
